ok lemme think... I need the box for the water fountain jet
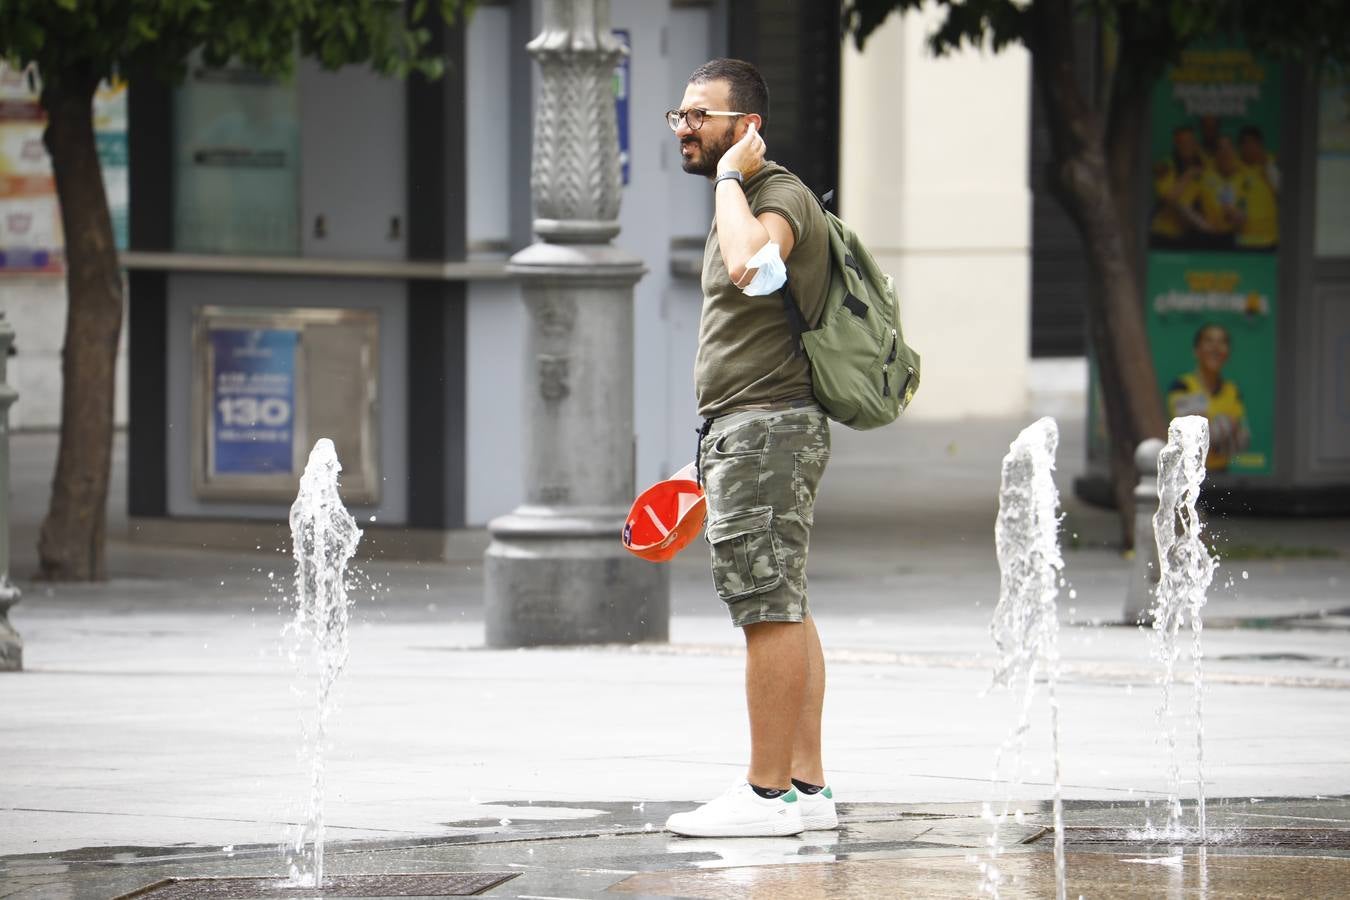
[285,438,361,887]
[983,416,1067,900]
[1148,415,1217,842]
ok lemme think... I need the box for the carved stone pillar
[0,313,21,671]
[484,0,668,646]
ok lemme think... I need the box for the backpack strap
[773,178,836,355]
[778,276,810,357]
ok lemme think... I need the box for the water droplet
[1241,570,1249,580]
[368,515,377,522]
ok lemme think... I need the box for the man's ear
[745,113,763,135]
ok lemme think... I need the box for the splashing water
[284,439,362,887]
[1149,416,1216,842]
[981,417,1067,900]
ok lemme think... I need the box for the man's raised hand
[717,121,765,179]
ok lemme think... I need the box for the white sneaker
[798,785,838,830]
[665,783,804,837]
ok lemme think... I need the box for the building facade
[11,2,1342,534]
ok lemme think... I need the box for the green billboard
[1144,42,1281,476]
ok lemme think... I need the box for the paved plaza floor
[3,413,1348,897]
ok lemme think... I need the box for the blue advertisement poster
[613,29,631,186]
[210,328,298,475]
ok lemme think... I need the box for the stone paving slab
[6,603,1350,860]
[4,418,1349,896]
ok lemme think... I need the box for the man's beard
[681,130,734,176]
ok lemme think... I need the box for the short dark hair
[1238,124,1264,144]
[688,58,769,132]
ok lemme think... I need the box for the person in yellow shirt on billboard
[1150,125,1228,249]
[1167,323,1251,471]
[1232,125,1280,250]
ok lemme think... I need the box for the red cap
[621,477,707,562]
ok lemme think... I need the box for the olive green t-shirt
[694,161,830,419]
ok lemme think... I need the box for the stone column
[484,0,668,647]
[0,313,22,670]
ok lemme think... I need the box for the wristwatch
[714,170,744,189]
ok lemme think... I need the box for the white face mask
[739,241,787,296]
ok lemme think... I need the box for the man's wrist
[714,170,743,189]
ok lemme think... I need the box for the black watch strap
[714,171,743,188]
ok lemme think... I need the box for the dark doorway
[727,0,842,201]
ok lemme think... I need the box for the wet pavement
[3,415,1349,898]
[3,798,1348,898]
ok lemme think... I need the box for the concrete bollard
[0,312,21,670]
[1122,438,1166,626]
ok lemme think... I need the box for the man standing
[662,59,836,838]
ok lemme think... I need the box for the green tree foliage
[845,0,1350,67]
[844,0,1349,546]
[0,0,469,579]
[0,0,466,87]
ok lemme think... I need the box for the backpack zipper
[882,329,898,398]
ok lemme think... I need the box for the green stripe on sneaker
[822,786,833,799]
[782,788,799,803]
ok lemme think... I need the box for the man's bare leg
[743,620,808,789]
[791,614,826,786]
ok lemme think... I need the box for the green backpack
[779,188,922,430]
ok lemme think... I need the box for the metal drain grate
[1051,827,1350,849]
[118,872,518,899]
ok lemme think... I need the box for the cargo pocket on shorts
[705,505,783,602]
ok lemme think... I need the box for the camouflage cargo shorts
[698,406,831,627]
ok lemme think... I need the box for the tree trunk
[1029,0,1168,548]
[37,75,122,581]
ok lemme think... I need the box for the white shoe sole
[667,817,804,838]
[801,812,839,830]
